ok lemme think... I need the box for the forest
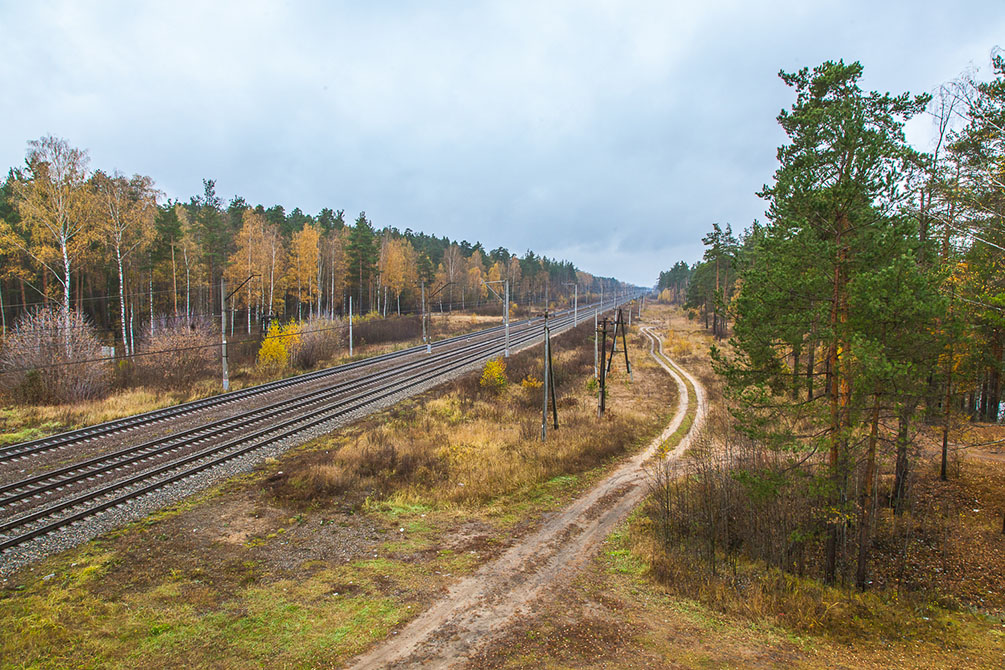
[0,158,613,333]
[653,54,1005,590]
[0,144,625,404]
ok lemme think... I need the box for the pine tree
[716,60,931,585]
[345,212,378,313]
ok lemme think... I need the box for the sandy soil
[347,325,706,669]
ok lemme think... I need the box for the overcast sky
[2,1,1003,286]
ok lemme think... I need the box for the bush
[290,317,345,369]
[257,321,303,370]
[0,306,108,404]
[352,314,420,346]
[520,374,542,390]
[133,315,217,389]
[479,358,508,393]
[256,318,346,371]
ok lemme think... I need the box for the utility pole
[348,295,353,357]
[421,281,431,354]
[542,311,550,440]
[597,317,608,418]
[220,277,229,392]
[586,307,594,379]
[540,310,559,440]
[504,279,510,358]
[564,282,578,327]
[482,278,510,358]
[606,307,632,383]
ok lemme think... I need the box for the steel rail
[0,311,581,508]
[0,305,594,463]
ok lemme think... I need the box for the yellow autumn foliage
[479,357,508,392]
[257,321,303,369]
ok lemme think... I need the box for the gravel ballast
[0,314,598,578]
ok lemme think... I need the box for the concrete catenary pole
[586,307,594,379]
[541,311,549,441]
[422,281,431,354]
[349,295,353,357]
[504,279,510,358]
[220,278,229,392]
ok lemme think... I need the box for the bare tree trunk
[825,221,848,585]
[61,237,71,353]
[893,403,913,516]
[856,392,881,590]
[117,246,128,356]
[19,276,27,316]
[128,302,135,355]
[268,252,276,320]
[171,241,178,317]
[149,270,154,335]
[791,344,801,400]
[806,337,815,401]
[184,247,191,325]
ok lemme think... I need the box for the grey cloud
[1,0,1003,286]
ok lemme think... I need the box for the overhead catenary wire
[0,320,356,373]
[0,299,618,374]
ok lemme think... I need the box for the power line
[0,296,613,374]
[0,319,356,373]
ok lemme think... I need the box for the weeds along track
[0,307,616,475]
[0,298,640,559]
[0,313,537,465]
[347,321,704,669]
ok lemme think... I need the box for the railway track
[0,311,543,464]
[0,297,639,556]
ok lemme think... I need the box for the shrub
[0,306,108,404]
[290,317,345,369]
[257,321,303,370]
[133,315,216,389]
[352,314,420,346]
[519,374,543,406]
[479,358,508,393]
[664,333,692,361]
[520,374,542,390]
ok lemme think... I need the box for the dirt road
[348,325,706,669]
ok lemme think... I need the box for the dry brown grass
[268,319,678,509]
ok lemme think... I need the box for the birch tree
[93,171,158,354]
[288,222,320,319]
[11,136,95,344]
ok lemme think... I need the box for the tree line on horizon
[0,144,624,351]
[652,52,1005,590]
